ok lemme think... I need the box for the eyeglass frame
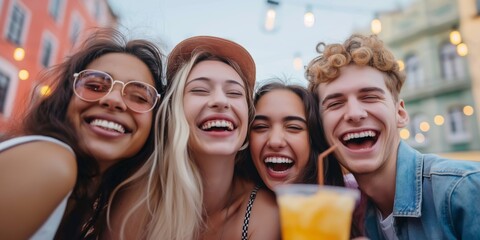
[72,69,161,113]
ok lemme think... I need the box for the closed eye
[286,124,304,131]
[361,95,382,102]
[190,88,209,94]
[325,101,344,109]
[226,90,244,97]
[251,123,269,132]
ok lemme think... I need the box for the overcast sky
[109,0,412,87]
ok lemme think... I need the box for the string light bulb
[419,121,430,132]
[304,5,315,28]
[397,60,405,71]
[449,29,462,45]
[293,54,303,70]
[415,133,425,143]
[399,128,410,140]
[264,0,279,32]
[40,85,52,96]
[434,115,445,126]
[463,105,474,116]
[456,43,468,56]
[18,69,29,80]
[13,48,25,61]
[371,16,382,34]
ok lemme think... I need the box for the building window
[405,54,425,89]
[49,0,63,21]
[94,0,102,20]
[440,42,465,81]
[6,2,26,45]
[447,106,470,143]
[69,14,84,45]
[41,38,54,67]
[0,71,10,114]
[408,113,428,147]
[477,0,480,15]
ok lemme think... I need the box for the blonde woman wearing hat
[106,36,280,240]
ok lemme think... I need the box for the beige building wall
[457,0,480,130]
[365,0,480,156]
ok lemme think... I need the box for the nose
[267,126,286,150]
[343,99,367,123]
[208,88,230,110]
[98,82,128,112]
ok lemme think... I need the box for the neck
[196,154,236,214]
[355,153,397,218]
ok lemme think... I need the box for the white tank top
[0,135,74,240]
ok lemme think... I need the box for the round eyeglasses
[73,69,160,113]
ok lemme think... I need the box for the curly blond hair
[306,34,405,101]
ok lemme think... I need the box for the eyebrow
[186,77,245,89]
[254,115,307,124]
[321,87,385,105]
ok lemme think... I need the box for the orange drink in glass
[275,184,359,240]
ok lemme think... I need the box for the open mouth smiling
[200,119,235,132]
[264,157,294,173]
[85,117,131,134]
[340,130,379,150]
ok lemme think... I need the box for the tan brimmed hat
[166,36,256,90]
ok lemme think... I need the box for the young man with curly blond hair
[307,34,480,239]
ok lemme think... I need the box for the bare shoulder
[0,140,77,188]
[248,187,281,240]
[0,140,77,239]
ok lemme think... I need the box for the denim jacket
[365,141,480,240]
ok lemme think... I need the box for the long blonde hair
[108,49,255,239]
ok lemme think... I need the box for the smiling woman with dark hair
[0,27,165,240]
[240,79,365,238]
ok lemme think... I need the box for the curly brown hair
[306,34,406,101]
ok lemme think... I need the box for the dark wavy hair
[8,27,164,239]
[236,80,345,187]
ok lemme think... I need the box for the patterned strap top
[241,185,260,240]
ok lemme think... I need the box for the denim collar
[392,141,423,217]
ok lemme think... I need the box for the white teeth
[343,130,376,141]
[201,120,234,131]
[264,157,293,164]
[90,119,126,134]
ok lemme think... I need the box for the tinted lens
[123,81,158,112]
[74,71,112,101]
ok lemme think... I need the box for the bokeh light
[463,105,474,116]
[434,115,444,126]
[415,133,425,143]
[18,69,29,80]
[13,48,25,61]
[399,128,410,140]
[419,121,430,132]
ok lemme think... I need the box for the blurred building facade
[0,0,117,133]
[373,0,480,155]
[458,0,480,134]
